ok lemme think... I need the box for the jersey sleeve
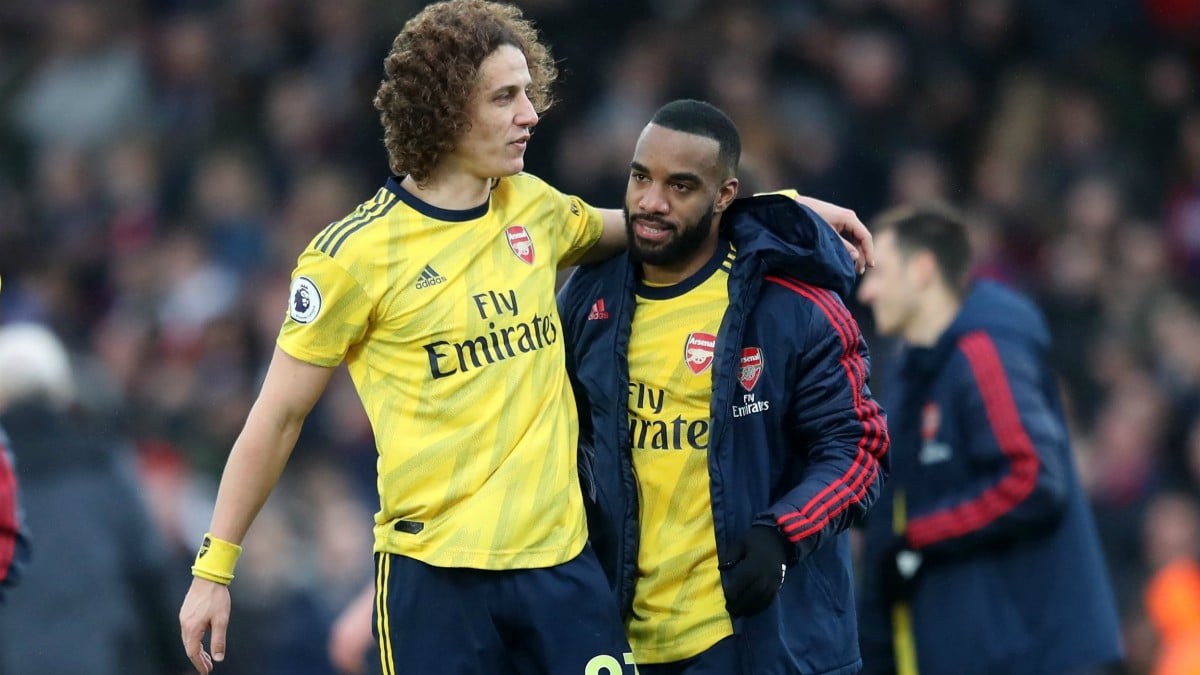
[760,277,890,560]
[903,330,1070,554]
[276,247,373,367]
[508,173,604,269]
[550,191,605,269]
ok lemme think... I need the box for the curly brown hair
[373,0,558,184]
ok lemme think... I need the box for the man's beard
[624,203,715,268]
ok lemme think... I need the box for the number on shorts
[584,651,638,675]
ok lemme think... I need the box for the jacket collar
[723,194,857,300]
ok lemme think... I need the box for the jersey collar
[385,176,490,222]
[636,238,732,300]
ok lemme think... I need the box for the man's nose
[516,91,538,128]
[638,184,669,214]
[856,277,875,305]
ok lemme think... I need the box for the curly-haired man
[179,2,874,674]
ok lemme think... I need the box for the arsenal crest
[921,402,940,441]
[684,332,717,374]
[738,348,764,391]
[506,225,535,264]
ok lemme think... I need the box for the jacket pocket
[798,555,846,616]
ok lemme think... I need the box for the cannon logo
[738,348,764,391]
[506,225,535,264]
[684,332,716,374]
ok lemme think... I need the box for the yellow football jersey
[277,174,602,569]
[626,243,735,663]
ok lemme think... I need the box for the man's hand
[880,536,924,606]
[719,525,792,617]
[179,578,232,674]
[792,195,874,274]
[329,581,377,674]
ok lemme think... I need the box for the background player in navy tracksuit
[855,204,1123,675]
[560,99,889,675]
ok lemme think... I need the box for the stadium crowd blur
[0,0,1198,673]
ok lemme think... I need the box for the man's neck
[904,286,962,347]
[400,172,493,211]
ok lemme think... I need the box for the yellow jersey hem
[373,529,588,570]
[629,624,734,664]
[276,338,342,368]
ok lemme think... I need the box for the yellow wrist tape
[191,532,242,585]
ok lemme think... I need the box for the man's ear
[912,250,941,289]
[714,178,740,213]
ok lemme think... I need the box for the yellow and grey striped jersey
[277,174,603,569]
[626,242,735,663]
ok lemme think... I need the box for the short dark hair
[649,99,741,178]
[871,202,973,294]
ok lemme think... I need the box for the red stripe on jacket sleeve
[906,331,1040,549]
[765,276,888,542]
[0,439,17,584]
[782,452,880,540]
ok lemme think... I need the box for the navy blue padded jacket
[560,195,889,675]
[856,281,1122,675]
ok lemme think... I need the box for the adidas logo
[588,298,610,320]
[415,265,447,289]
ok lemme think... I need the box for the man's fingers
[791,194,875,269]
[723,564,754,614]
[210,615,229,663]
[718,539,747,569]
[729,578,774,618]
[840,217,874,272]
[182,627,212,674]
[855,225,876,269]
[828,204,873,270]
[841,239,865,274]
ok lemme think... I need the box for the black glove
[719,525,791,618]
[879,536,924,606]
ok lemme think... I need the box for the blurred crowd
[0,0,1198,673]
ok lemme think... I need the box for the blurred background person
[855,204,1122,675]
[1140,492,1200,675]
[0,322,190,675]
